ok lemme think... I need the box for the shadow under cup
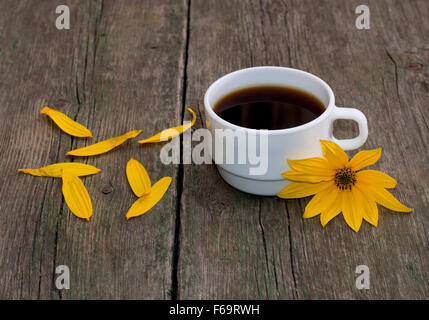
[203,67,367,196]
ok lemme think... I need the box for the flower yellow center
[334,167,357,191]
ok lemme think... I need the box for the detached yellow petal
[320,140,349,168]
[126,177,172,220]
[349,148,382,171]
[276,181,332,199]
[18,162,100,178]
[138,108,196,144]
[62,169,93,221]
[126,158,151,197]
[41,106,92,138]
[66,130,142,156]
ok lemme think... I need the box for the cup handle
[330,106,368,150]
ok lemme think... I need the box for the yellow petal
[356,170,397,189]
[303,186,338,218]
[363,201,378,227]
[276,181,332,199]
[41,106,92,138]
[320,193,342,227]
[126,177,172,220]
[18,162,100,178]
[126,158,151,197]
[282,168,334,183]
[364,185,413,212]
[320,140,349,168]
[358,188,379,227]
[138,108,196,144]
[341,190,363,232]
[62,169,93,221]
[347,185,379,227]
[66,130,142,156]
[286,157,336,174]
[349,148,382,171]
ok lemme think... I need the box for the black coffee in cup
[213,85,325,130]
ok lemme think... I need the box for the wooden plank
[178,0,428,299]
[283,0,429,299]
[0,0,188,299]
[178,0,296,299]
[0,0,86,299]
[54,0,189,299]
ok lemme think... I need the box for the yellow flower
[276,140,412,232]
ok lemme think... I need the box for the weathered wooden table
[0,0,427,299]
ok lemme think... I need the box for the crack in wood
[32,131,58,299]
[258,199,280,298]
[51,0,105,300]
[284,201,298,299]
[385,49,428,150]
[92,0,104,81]
[171,0,191,301]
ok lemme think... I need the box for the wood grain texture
[178,0,428,299]
[0,0,188,299]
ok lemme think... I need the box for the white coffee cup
[204,67,368,196]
